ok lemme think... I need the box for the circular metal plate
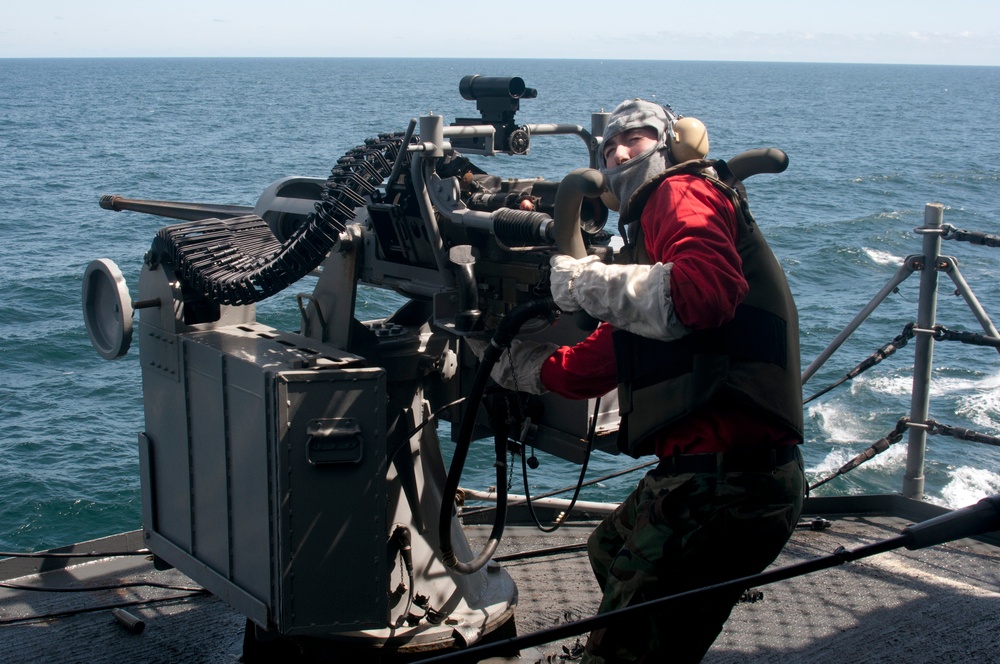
[82,258,133,360]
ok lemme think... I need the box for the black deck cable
[493,542,588,563]
[804,323,915,405]
[808,418,910,491]
[0,549,150,559]
[0,579,205,593]
[0,591,209,627]
[519,398,600,533]
[942,224,1000,248]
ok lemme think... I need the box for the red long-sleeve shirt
[540,174,795,456]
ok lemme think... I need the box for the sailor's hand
[491,340,559,394]
[464,338,557,394]
[549,254,602,313]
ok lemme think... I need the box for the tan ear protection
[668,116,710,163]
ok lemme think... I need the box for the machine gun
[81,76,786,659]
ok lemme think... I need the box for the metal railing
[802,203,1000,499]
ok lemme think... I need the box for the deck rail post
[903,203,944,499]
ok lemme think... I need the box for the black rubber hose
[438,297,555,574]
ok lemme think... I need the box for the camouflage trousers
[582,448,805,664]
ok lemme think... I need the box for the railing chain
[808,418,910,491]
[810,416,1000,492]
[804,323,915,404]
[932,324,1000,348]
[941,223,1000,248]
[926,418,1000,448]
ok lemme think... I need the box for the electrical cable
[519,397,600,533]
[387,397,468,464]
[460,458,657,518]
[407,397,466,440]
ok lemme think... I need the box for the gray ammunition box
[137,323,387,634]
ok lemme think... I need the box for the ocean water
[2,58,1000,552]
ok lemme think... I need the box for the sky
[2,0,999,66]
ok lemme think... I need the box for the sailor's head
[599,98,673,213]
[599,99,671,170]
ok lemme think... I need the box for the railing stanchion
[903,203,944,499]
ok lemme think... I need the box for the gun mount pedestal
[133,257,518,656]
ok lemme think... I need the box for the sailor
[490,98,806,662]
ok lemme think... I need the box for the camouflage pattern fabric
[583,448,805,663]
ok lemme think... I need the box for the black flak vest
[612,160,804,457]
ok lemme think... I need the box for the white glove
[549,254,690,342]
[469,339,557,394]
[549,254,601,312]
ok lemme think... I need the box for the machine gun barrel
[99,194,254,221]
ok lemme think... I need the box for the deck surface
[1,512,998,663]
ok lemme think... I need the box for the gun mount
[81,76,787,658]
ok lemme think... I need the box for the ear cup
[669,117,710,162]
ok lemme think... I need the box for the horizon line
[1,55,997,68]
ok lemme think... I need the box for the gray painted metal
[138,321,388,633]
[903,204,944,499]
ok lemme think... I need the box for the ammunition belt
[154,133,406,305]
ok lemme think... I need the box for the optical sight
[459,75,536,101]
[454,75,538,155]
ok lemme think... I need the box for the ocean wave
[860,370,1000,400]
[807,400,877,444]
[863,247,905,266]
[931,466,1000,510]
